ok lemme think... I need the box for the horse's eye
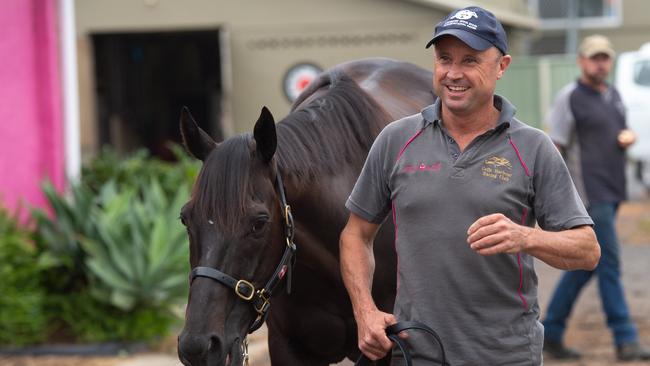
[179,214,187,226]
[251,217,268,235]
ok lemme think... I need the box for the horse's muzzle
[178,332,242,366]
[178,332,219,365]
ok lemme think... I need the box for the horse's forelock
[192,134,252,234]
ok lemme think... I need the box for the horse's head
[177,107,294,366]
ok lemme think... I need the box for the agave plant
[31,149,196,341]
[81,178,190,311]
[31,181,98,291]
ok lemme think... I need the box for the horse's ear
[179,107,217,161]
[253,106,277,164]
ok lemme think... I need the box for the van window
[634,60,650,87]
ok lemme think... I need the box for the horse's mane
[276,71,392,181]
[193,72,392,232]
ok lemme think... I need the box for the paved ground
[2,196,649,366]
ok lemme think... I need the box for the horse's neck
[282,168,355,254]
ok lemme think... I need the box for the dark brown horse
[177,58,434,365]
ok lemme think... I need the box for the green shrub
[47,292,178,342]
[0,206,47,346]
[81,179,189,312]
[32,146,195,343]
[81,144,199,197]
[31,181,96,292]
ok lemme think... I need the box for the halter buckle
[284,205,295,239]
[235,279,255,301]
[254,289,271,314]
[284,205,292,226]
[286,237,297,250]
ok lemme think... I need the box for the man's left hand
[466,213,532,255]
[617,128,636,148]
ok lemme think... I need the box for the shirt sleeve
[345,127,393,224]
[533,133,593,231]
[545,84,576,148]
[611,87,628,129]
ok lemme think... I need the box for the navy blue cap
[425,7,508,55]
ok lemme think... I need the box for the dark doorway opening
[93,30,222,160]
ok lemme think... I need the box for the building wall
[75,0,534,143]
[594,0,650,53]
[530,0,650,55]
[0,0,64,217]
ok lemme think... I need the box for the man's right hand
[356,308,397,361]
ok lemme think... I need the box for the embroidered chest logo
[402,161,442,173]
[482,156,512,182]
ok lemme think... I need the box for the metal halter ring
[254,290,270,315]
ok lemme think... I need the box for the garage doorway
[92,30,223,160]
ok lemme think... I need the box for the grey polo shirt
[346,96,592,366]
[545,80,628,207]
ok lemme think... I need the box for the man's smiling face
[433,35,510,117]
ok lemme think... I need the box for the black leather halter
[189,171,297,333]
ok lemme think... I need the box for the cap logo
[451,10,478,20]
[443,10,479,30]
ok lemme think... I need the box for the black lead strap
[274,172,296,294]
[354,321,447,366]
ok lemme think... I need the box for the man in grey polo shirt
[340,6,600,366]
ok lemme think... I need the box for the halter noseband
[189,171,297,333]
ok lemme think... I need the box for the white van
[616,43,650,190]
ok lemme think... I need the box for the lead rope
[354,321,446,366]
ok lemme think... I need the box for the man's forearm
[525,225,600,270]
[340,225,398,360]
[340,230,378,315]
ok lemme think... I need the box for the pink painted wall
[0,0,65,219]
